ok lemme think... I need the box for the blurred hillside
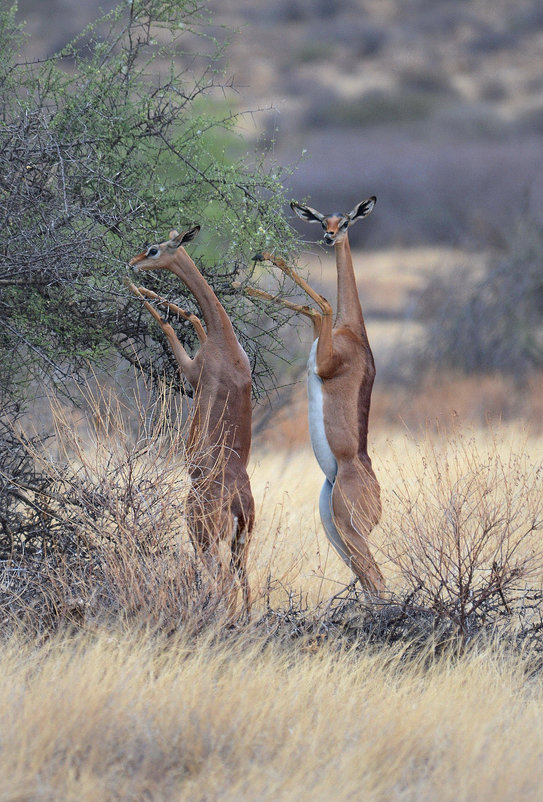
[17,0,543,248]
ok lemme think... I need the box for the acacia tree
[0,0,297,403]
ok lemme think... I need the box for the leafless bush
[0,397,64,560]
[414,218,543,378]
[379,430,543,635]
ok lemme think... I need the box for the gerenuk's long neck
[168,249,239,346]
[334,234,364,329]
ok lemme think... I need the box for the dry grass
[1,627,543,801]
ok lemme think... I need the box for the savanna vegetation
[1,1,543,800]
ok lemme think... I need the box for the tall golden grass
[1,628,543,801]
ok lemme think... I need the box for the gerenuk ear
[347,196,377,222]
[173,225,201,247]
[290,201,325,224]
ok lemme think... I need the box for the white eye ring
[146,246,160,258]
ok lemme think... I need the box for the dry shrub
[0,399,57,561]
[0,379,235,635]
[415,219,543,378]
[380,428,543,634]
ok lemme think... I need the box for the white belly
[307,339,337,484]
[319,478,352,568]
